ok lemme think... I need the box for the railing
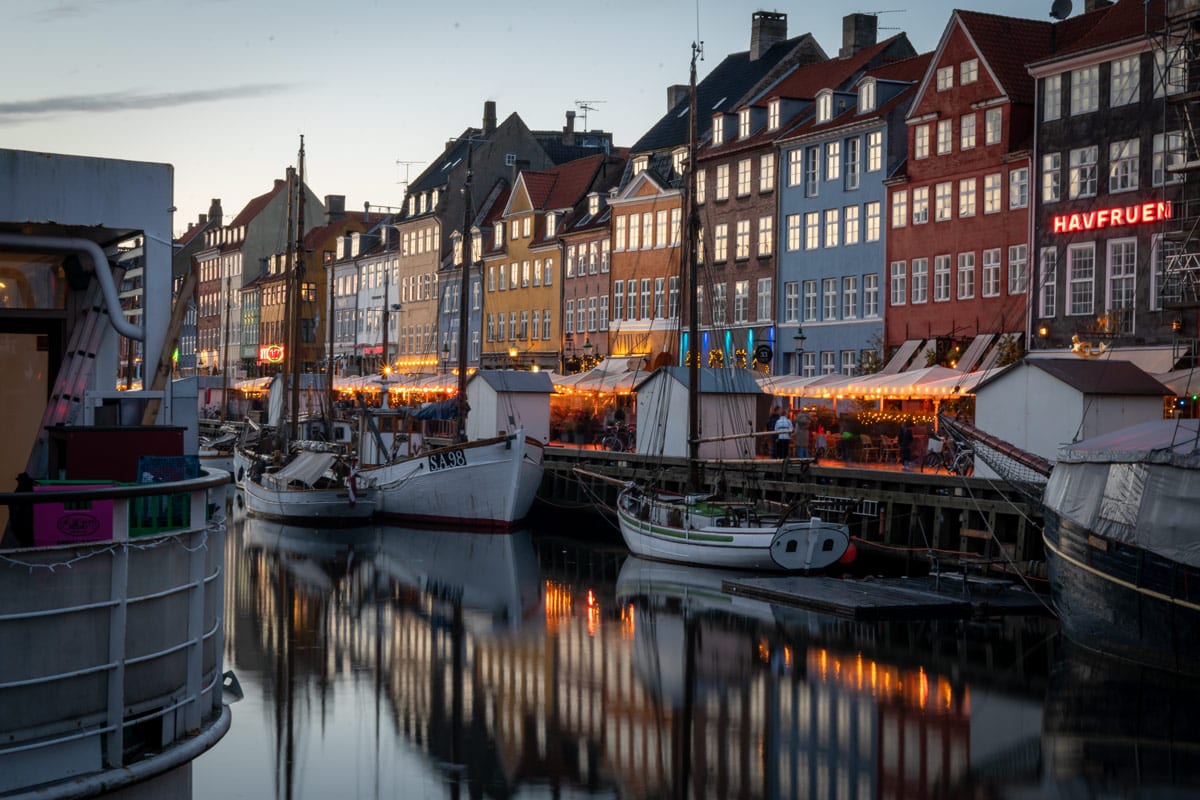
[0,469,232,797]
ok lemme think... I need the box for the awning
[836,365,965,398]
[880,339,923,374]
[979,333,1022,371]
[955,333,995,372]
[262,451,337,489]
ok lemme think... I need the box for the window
[1152,234,1183,310]
[714,223,728,262]
[1109,139,1139,192]
[696,170,706,204]
[784,281,800,323]
[867,131,882,172]
[817,91,833,123]
[805,212,820,250]
[985,107,1001,145]
[1044,74,1062,122]
[1043,153,1061,203]
[522,216,532,238]
[564,300,574,334]
[786,213,802,251]
[628,213,640,249]
[860,78,876,112]
[955,251,974,298]
[842,276,858,319]
[715,164,730,200]
[712,115,724,146]
[936,65,953,91]
[1070,66,1099,114]
[983,173,1001,213]
[498,263,506,291]
[669,210,681,246]
[935,182,953,222]
[959,178,976,217]
[510,262,519,289]
[487,265,495,292]
[768,99,780,130]
[757,278,772,321]
[865,201,881,241]
[1009,167,1029,209]
[668,276,679,318]
[738,108,751,139]
[627,281,637,320]
[891,190,908,228]
[615,216,627,250]
[672,148,686,175]
[1009,244,1028,294]
[864,274,879,317]
[735,219,750,260]
[1156,46,1188,97]
[521,309,530,339]
[1110,56,1139,107]
[912,187,929,224]
[960,113,976,149]
[544,258,553,286]
[960,58,978,84]
[823,278,838,320]
[788,149,803,187]
[826,141,841,181]
[642,213,653,249]
[821,351,837,375]
[711,282,726,325]
[654,211,667,248]
[845,137,860,190]
[737,159,751,196]
[842,350,858,376]
[802,352,816,377]
[824,209,840,248]
[911,258,929,303]
[511,220,519,240]
[937,119,952,155]
[844,205,860,245]
[758,216,773,256]
[1154,131,1185,186]
[914,124,930,159]
[494,224,504,248]
[613,280,624,321]
[641,278,653,319]
[805,146,819,196]
[760,153,775,192]
[982,249,1001,297]
[803,280,818,321]
[1040,247,1057,318]
[890,261,906,306]
[1108,239,1136,330]
[1068,243,1095,316]
[522,260,530,287]
[933,255,951,302]
[654,277,666,318]
[1069,146,1098,198]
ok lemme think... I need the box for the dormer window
[633,155,648,176]
[738,108,751,139]
[768,99,780,130]
[859,79,876,113]
[587,194,600,216]
[408,196,416,215]
[431,189,439,207]
[419,193,427,214]
[816,90,833,124]
[711,114,724,146]
[494,224,503,248]
[672,147,687,176]
[545,211,558,237]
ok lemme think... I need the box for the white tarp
[262,451,337,490]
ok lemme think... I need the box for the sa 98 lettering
[427,449,467,472]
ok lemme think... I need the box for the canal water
[192,507,1200,799]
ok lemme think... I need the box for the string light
[0,527,213,574]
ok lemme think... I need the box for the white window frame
[1070,65,1099,115]
[890,261,906,306]
[1008,244,1028,295]
[959,178,976,217]
[982,248,1001,297]
[1067,242,1096,316]
[1108,139,1139,193]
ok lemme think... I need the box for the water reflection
[193,515,1199,799]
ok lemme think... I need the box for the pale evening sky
[2,0,1063,236]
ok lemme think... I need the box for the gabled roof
[866,51,933,84]
[407,128,479,196]
[229,179,287,228]
[470,370,554,394]
[302,211,374,250]
[512,154,610,215]
[558,155,627,236]
[175,221,210,248]
[979,358,1171,396]
[632,33,826,154]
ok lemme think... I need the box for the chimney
[667,84,689,111]
[483,100,497,136]
[324,194,346,224]
[564,110,577,146]
[207,198,223,227]
[198,214,207,226]
[840,13,878,58]
[1084,0,1112,10]
[750,11,787,61]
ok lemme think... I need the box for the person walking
[898,419,914,470]
[773,410,794,459]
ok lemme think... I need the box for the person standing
[766,406,780,457]
[794,409,811,458]
[773,410,794,459]
[898,419,914,470]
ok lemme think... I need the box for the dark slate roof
[631,33,824,154]
[407,128,478,195]
[634,366,764,395]
[559,156,627,236]
[995,358,1171,396]
[471,369,554,394]
[1041,0,1162,61]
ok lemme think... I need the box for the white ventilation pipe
[0,233,144,340]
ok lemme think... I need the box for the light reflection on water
[190,508,1200,799]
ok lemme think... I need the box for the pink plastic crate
[33,484,114,546]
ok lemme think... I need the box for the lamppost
[442,342,451,376]
[582,337,593,370]
[793,326,806,375]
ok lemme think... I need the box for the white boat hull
[363,432,543,529]
[615,487,849,572]
[243,478,375,523]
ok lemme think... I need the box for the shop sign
[259,344,285,363]
[1051,200,1172,234]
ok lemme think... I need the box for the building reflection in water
[198,511,1197,799]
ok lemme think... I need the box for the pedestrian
[773,410,794,459]
[898,419,914,470]
[766,406,780,456]
[794,409,811,458]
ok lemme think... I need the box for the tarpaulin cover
[412,398,459,420]
[262,451,337,490]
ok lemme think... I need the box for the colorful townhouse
[776,52,928,377]
[1028,0,1192,371]
[884,10,1059,373]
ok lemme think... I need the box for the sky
[2,0,1062,237]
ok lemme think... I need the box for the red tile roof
[518,153,609,212]
[1037,0,1164,60]
[766,33,910,102]
[229,178,287,228]
[867,51,933,84]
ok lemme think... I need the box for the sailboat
[613,43,850,572]
[242,136,375,523]
[354,141,545,530]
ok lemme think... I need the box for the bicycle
[600,422,636,452]
[920,435,953,473]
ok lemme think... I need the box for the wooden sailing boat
[354,139,545,530]
[613,44,849,572]
[242,136,375,522]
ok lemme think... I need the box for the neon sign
[259,344,284,363]
[1052,200,1172,234]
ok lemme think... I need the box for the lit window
[985,108,1001,145]
[1070,66,1099,115]
[1009,168,1028,209]
[758,216,773,256]
[826,141,841,181]
[711,115,725,146]
[865,202,881,241]
[859,79,876,112]
[891,190,908,229]
[912,186,929,224]
[737,158,752,196]
[1108,139,1139,193]
[937,119,952,155]
[738,108,751,138]
[867,131,882,171]
[983,173,1001,213]
[936,66,953,91]
[824,209,840,248]
[1110,56,1139,107]
[844,205,860,245]
[715,164,730,200]
[768,99,780,130]
[960,113,976,149]
[1069,146,1098,198]
[760,153,775,192]
[959,178,976,217]
[1043,153,1061,203]
[935,182,953,222]
[914,124,930,159]
[960,58,978,84]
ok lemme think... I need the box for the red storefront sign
[1051,200,1172,234]
[259,344,285,364]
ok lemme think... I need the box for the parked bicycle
[920,434,973,476]
[600,422,636,452]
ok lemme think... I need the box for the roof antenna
[1050,0,1073,20]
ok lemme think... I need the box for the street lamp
[793,326,806,376]
[441,342,451,375]
[508,345,519,369]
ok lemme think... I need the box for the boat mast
[686,42,703,492]
[289,135,306,444]
[220,273,231,422]
[455,143,475,443]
